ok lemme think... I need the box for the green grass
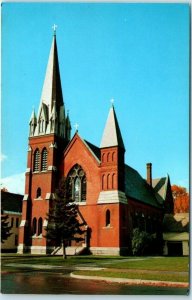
[1,254,189,273]
[1,254,123,267]
[73,270,189,283]
[1,254,189,284]
[107,257,189,272]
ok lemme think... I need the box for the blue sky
[1,3,189,194]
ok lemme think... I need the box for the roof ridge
[83,139,101,163]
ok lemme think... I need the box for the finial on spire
[110,98,114,106]
[52,24,57,36]
[31,106,36,116]
[74,123,79,132]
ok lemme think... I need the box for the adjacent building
[1,191,23,252]
[163,213,189,256]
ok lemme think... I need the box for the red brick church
[18,31,173,255]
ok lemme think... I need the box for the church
[18,29,173,256]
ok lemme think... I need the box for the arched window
[32,218,37,235]
[82,176,86,201]
[33,149,40,172]
[74,177,81,202]
[36,187,41,198]
[67,164,86,202]
[102,174,105,190]
[102,153,105,163]
[106,210,111,227]
[112,173,115,189]
[67,177,73,201]
[41,148,48,171]
[38,218,43,236]
[107,174,110,189]
[112,152,115,161]
[107,152,110,162]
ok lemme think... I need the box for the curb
[70,272,189,288]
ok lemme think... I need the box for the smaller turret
[65,111,72,142]
[29,108,37,136]
[100,104,125,192]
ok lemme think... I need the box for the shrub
[132,228,163,256]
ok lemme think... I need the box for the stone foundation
[17,244,53,255]
[90,247,129,256]
[17,244,129,256]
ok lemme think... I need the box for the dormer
[37,103,48,135]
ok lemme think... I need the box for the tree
[45,178,86,259]
[172,185,189,213]
[1,212,12,243]
[131,228,152,256]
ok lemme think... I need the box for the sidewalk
[70,272,189,288]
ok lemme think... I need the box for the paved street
[1,267,189,295]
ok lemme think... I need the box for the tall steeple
[19,27,71,255]
[100,104,125,149]
[30,29,67,138]
[40,34,64,112]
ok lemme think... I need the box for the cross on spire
[52,24,57,35]
[110,98,115,106]
[74,123,79,131]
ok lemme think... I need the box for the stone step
[51,246,86,256]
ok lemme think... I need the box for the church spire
[40,33,64,113]
[31,28,66,137]
[100,105,125,149]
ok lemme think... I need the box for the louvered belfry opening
[33,149,40,172]
[41,148,48,171]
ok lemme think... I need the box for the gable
[39,103,48,122]
[152,177,166,203]
[63,133,100,178]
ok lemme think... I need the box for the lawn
[107,257,189,272]
[1,254,124,268]
[1,254,189,283]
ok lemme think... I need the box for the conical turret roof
[29,108,37,124]
[100,105,125,149]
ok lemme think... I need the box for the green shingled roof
[124,165,162,208]
[1,191,23,213]
[84,140,101,161]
